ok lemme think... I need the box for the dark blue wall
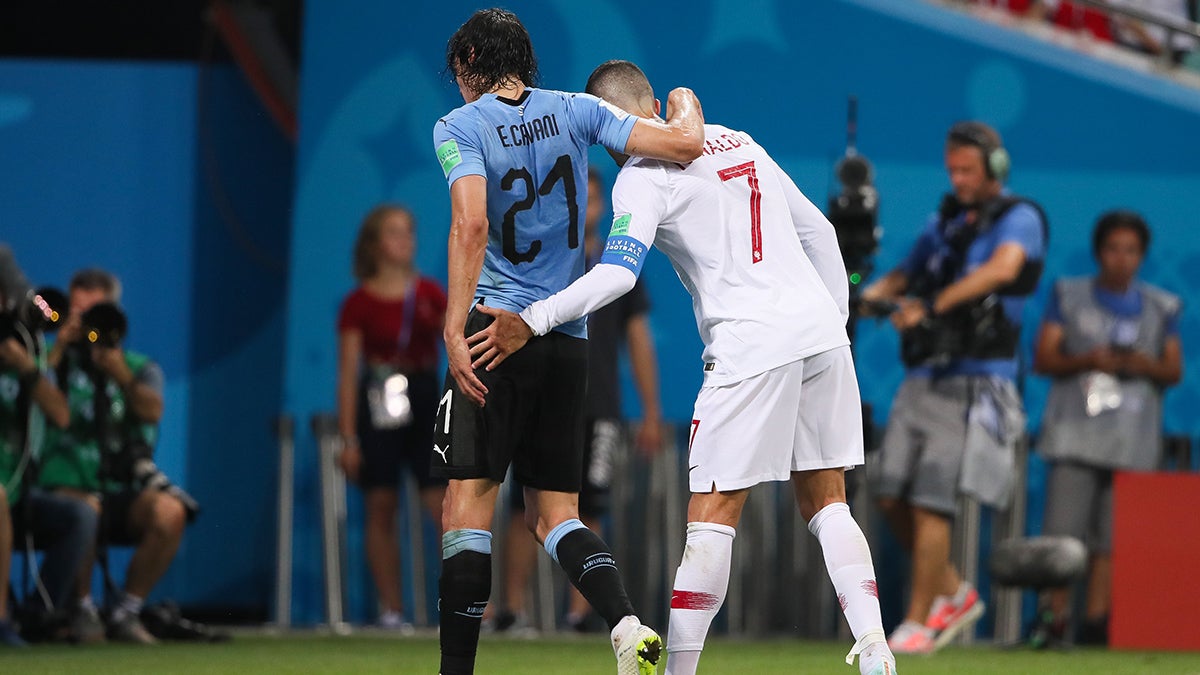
[0,59,293,612]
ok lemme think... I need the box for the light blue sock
[543,518,586,563]
[442,528,492,559]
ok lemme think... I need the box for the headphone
[947,121,1010,184]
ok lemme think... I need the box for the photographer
[1,248,98,645]
[38,269,189,644]
[1028,210,1182,647]
[860,121,1047,654]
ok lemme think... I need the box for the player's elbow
[669,130,704,162]
[616,269,638,294]
[597,263,639,298]
[453,214,489,243]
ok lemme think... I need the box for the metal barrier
[282,398,1200,640]
[309,412,433,630]
[947,434,1029,645]
[401,470,430,627]
[272,414,294,629]
[312,412,351,634]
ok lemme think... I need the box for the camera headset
[947,120,1010,184]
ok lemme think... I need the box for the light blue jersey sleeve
[433,112,485,186]
[994,202,1046,261]
[563,92,638,154]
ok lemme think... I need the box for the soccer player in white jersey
[433,12,703,675]
[466,60,897,675]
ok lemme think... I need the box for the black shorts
[432,309,587,492]
[508,417,622,518]
[356,370,446,491]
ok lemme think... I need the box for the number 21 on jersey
[717,160,763,264]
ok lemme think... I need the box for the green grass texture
[4,633,1200,674]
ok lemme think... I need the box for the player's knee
[521,508,539,537]
[152,493,187,538]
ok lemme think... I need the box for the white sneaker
[378,611,415,635]
[887,620,934,654]
[611,615,663,675]
[854,636,898,675]
[846,630,896,674]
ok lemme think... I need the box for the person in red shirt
[336,204,447,631]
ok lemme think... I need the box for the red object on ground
[1111,471,1200,650]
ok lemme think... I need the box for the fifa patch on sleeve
[600,235,647,275]
[610,213,631,236]
[436,139,463,177]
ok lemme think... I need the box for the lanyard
[397,279,418,352]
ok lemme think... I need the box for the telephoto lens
[80,302,128,348]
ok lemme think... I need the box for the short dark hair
[446,8,538,97]
[353,204,414,281]
[585,59,653,107]
[69,268,121,302]
[946,120,1002,154]
[1092,209,1150,256]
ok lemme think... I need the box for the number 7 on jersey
[717,160,763,264]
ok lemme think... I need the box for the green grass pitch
[4,633,1200,674]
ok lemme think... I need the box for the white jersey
[522,123,850,387]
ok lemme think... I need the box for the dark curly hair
[445,8,538,97]
[1092,209,1150,257]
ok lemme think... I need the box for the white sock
[953,579,971,602]
[665,522,735,675]
[79,594,97,612]
[113,593,144,621]
[664,650,701,674]
[808,502,885,644]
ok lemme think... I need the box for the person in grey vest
[1030,210,1183,648]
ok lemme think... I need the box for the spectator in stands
[487,169,664,635]
[1107,0,1198,64]
[1023,1,1116,42]
[336,204,447,632]
[1029,210,1182,648]
[861,121,1047,654]
[40,268,193,645]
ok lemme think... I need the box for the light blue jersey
[434,88,637,338]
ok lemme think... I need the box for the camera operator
[860,121,1047,654]
[37,269,190,645]
[0,247,99,645]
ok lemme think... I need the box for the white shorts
[687,345,864,493]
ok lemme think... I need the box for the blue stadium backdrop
[3,0,1199,627]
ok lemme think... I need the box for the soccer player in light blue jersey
[430,9,703,675]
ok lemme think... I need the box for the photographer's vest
[902,194,1047,369]
[38,349,158,492]
[1038,278,1179,470]
[0,352,47,501]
